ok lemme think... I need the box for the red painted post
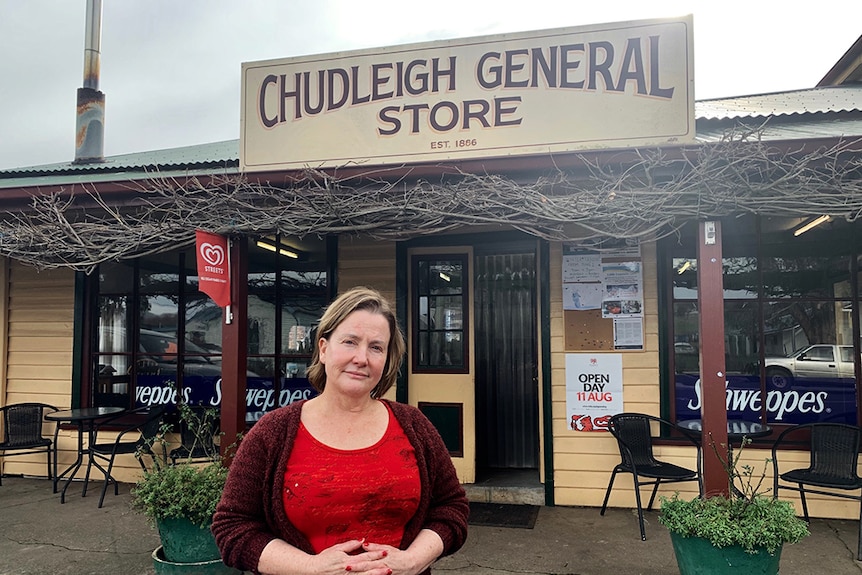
[697,221,730,497]
[220,237,248,464]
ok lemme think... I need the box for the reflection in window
[185,297,222,357]
[246,237,329,420]
[761,255,850,299]
[667,219,859,427]
[95,294,132,407]
[279,273,328,356]
[413,255,468,371]
[139,251,180,294]
[98,296,129,353]
[762,300,848,356]
[91,237,330,417]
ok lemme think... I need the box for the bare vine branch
[1,126,860,272]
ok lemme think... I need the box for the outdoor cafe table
[44,406,125,503]
[677,418,772,442]
[678,418,772,468]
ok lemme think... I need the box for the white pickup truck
[764,344,856,387]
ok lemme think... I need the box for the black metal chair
[168,405,220,465]
[85,405,168,507]
[0,402,58,486]
[772,422,862,560]
[600,412,702,541]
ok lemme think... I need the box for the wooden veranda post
[220,237,248,463]
[697,220,730,496]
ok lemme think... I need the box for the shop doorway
[474,247,539,479]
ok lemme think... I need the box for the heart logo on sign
[200,243,225,266]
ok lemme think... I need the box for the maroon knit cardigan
[212,399,469,574]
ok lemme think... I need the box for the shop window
[665,218,860,429]
[412,255,468,373]
[90,236,331,417]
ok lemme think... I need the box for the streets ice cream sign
[241,16,694,171]
[566,353,623,432]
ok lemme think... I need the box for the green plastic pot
[156,517,221,563]
[152,546,241,575]
[670,532,782,575]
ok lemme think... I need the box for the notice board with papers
[562,241,644,351]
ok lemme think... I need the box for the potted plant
[131,403,240,575]
[659,437,809,575]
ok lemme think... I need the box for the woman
[212,286,469,575]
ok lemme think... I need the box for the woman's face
[318,309,390,398]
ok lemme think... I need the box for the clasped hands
[314,539,415,575]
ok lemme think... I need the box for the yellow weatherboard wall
[3,262,74,478]
[547,240,691,506]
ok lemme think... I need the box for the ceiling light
[677,261,691,275]
[793,215,830,237]
[439,272,451,282]
[256,240,299,259]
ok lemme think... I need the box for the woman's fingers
[330,539,366,554]
[360,542,388,552]
[340,543,394,574]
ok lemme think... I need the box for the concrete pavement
[1,476,861,575]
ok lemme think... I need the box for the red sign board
[195,230,230,307]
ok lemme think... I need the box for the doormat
[467,502,539,529]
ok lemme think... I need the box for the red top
[283,404,421,553]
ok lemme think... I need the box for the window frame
[411,253,470,374]
[660,217,862,431]
[85,235,334,416]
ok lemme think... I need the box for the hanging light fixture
[256,240,299,259]
[793,215,830,237]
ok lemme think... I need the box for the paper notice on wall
[613,318,644,350]
[562,241,644,350]
[600,261,643,321]
[566,353,623,432]
[602,261,641,284]
[563,283,602,310]
[562,253,602,283]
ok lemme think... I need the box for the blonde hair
[306,286,405,399]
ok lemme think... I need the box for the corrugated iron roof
[0,139,238,177]
[695,85,862,120]
[1,86,860,186]
[696,116,862,143]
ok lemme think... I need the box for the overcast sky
[0,1,859,170]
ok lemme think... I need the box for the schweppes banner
[195,230,230,307]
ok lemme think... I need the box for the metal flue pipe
[74,0,105,164]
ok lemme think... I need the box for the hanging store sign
[240,16,694,172]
